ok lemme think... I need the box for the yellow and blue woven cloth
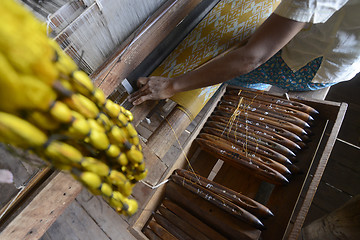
[151,0,281,120]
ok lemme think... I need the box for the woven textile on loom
[151,0,280,120]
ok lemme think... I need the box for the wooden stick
[219,99,311,129]
[147,105,192,159]
[158,206,210,240]
[165,181,261,240]
[162,199,227,240]
[210,112,306,143]
[208,114,304,151]
[153,212,193,240]
[206,120,296,158]
[174,169,274,218]
[198,133,291,176]
[215,105,309,136]
[202,126,293,165]
[171,175,265,230]
[225,87,319,115]
[148,220,178,240]
[217,103,311,135]
[143,226,163,240]
[207,116,302,152]
[222,94,314,122]
[195,138,289,185]
[209,112,304,143]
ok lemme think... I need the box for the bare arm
[128,14,306,105]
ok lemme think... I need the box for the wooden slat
[40,199,110,240]
[139,139,168,186]
[130,138,168,223]
[161,130,192,167]
[188,147,219,177]
[269,86,330,101]
[165,181,261,240]
[131,101,159,127]
[136,123,153,139]
[75,189,136,240]
[147,107,192,159]
[130,137,168,215]
[0,172,82,240]
[89,0,177,82]
[335,104,360,147]
[213,163,263,200]
[287,102,347,240]
[329,140,360,172]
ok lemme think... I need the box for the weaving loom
[0,1,347,239]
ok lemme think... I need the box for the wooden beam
[0,172,82,240]
[147,106,192,159]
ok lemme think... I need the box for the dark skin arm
[128,14,306,105]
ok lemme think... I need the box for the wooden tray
[129,86,347,240]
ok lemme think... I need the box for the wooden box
[129,86,347,240]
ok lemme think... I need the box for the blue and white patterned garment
[226,51,336,91]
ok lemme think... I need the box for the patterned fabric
[226,51,336,91]
[151,0,281,119]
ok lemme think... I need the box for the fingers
[127,76,171,105]
[137,77,149,88]
[132,95,151,105]
[127,77,149,103]
[128,85,149,104]
[129,89,152,106]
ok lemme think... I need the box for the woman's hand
[127,76,175,105]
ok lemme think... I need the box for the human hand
[127,76,175,105]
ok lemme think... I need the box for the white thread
[119,0,180,63]
[95,0,103,12]
[336,138,360,150]
[0,185,25,220]
[285,92,290,101]
[140,179,169,189]
[46,14,53,36]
